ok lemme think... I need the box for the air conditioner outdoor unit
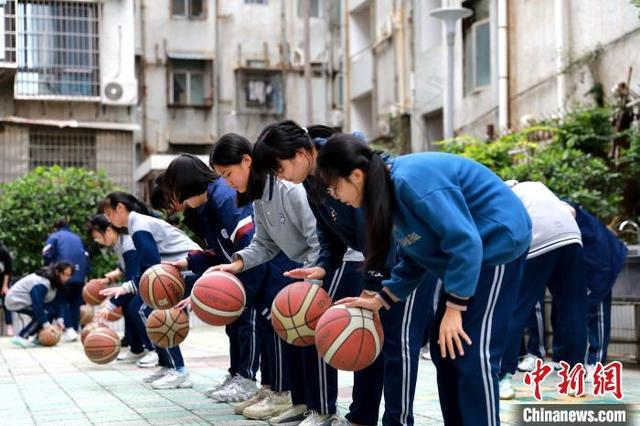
[101,79,138,105]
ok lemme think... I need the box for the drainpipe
[554,0,567,109]
[394,2,406,113]
[343,2,351,131]
[497,0,509,130]
[215,0,223,136]
[140,0,148,155]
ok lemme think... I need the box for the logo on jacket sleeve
[329,208,337,222]
[399,232,422,247]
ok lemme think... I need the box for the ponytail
[100,192,151,216]
[316,134,394,271]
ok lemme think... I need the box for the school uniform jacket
[42,227,88,283]
[385,152,532,306]
[5,273,59,326]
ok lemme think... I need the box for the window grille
[29,129,97,170]
[15,0,100,98]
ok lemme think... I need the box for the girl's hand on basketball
[438,307,472,360]
[284,267,326,280]
[163,259,188,270]
[95,309,110,322]
[335,296,383,313]
[175,297,191,311]
[88,277,109,287]
[206,259,244,275]
[99,286,126,299]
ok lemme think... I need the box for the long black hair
[163,154,217,203]
[209,133,266,206]
[35,261,75,290]
[100,192,151,216]
[316,134,394,271]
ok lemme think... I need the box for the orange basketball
[139,264,185,309]
[81,322,101,344]
[80,305,94,326]
[191,272,246,326]
[82,281,106,305]
[83,327,120,364]
[145,308,190,348]
[270,282,332,346]
[38,326,61,346]
[315,305,384,371]
[100,302,123,322]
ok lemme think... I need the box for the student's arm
[120,249,139,282]
[218,194,256,251]
[409,187,483,310]
[119,230,161,294]
[29,285,53,327]
[186,249,220,275]
[284,185,321,267]
[314,212,348,273]
[381,246,427,303]
[233,210,281,271]
[42,235,58,265]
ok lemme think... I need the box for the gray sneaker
[137,351,159,368]
[329,415,351,426]
[242,391,291,420]
[151,370,193,389]
[143,367,170,383]
[269,404,308,425]
[205,373,234,398]
[299,411,331,426]
[234,386,271,415]
[208,374,258,402]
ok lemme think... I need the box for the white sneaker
[499,374,515,400]
[10,336,35,348]
[421,344,431,360]
[234,386,271,415]
[268,404,308,425]
[61,328,79,343]
[143,367,170,383]
[243,391,291,420]
[517,354,539,372]
[299,410,331,425]
[205,373,234,398]
[151,370,193,389]
[117,349,147,362]
[329,415,351,426]
[550,361,562,371]
[136,351,159,368]
[208,374,258,402]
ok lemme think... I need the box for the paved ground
[0,326,638,425]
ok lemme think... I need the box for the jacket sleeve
[233,208,281,271]
[187,249,220,275]
[121,249,140,282]
[129,230,162,291]
[382,245,427,300]
[407,187,483,302]
[42,235,58,266]
[313,212,347,273]
[29,284,52,326]
[284,185,320,267]
[217,192,256,251]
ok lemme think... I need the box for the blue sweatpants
[586,289,612,365]
[378,273,437,426]
[288,261,381,422]
[432,255,526,426]
[62,281,84,331]
[16,303,57,338]
[524,296,546,359]
[122,294,153,353]
[501,244,587,378]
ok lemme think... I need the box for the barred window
[15,0,100,98]
[29,129,97,170]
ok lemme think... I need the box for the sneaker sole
[499,392,515,400]
[243,405,291,420]
[137,363,159,368]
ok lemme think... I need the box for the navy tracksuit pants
[62,281,84,331]
[523,296,546,359]
[501,244,587,379]
[16,303,57,338]
[432,255,526,426]
[112,293,153,353]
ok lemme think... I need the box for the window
[171,0,204,19]
[29,129,97,170]
[15,1,100,98]
[169,59,211,106]
[298,0,320,18]
[236,68,284,115]
[0,0,16,62]
[245,0,268,5]
[463,0,491,94]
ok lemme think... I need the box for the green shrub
[0,166,117,277]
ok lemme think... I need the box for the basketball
[314,305,384,371]
[81,322,101,344]
[38,326,61,346]
[270,282,332,346]
[145,308,190,348]
[101,302,123,322]
[83,327,120,364]
[139,264,185,309]
[82,281,106,305]
[80,305,94,325]
[191,272,246,326]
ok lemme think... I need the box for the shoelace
[303,410,321,422]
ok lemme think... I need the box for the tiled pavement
[0,326,638,425]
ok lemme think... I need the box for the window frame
[168,59,212,108]
[170,0,207,20]
[464,16,491,95]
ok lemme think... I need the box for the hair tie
[301,126,308,134]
